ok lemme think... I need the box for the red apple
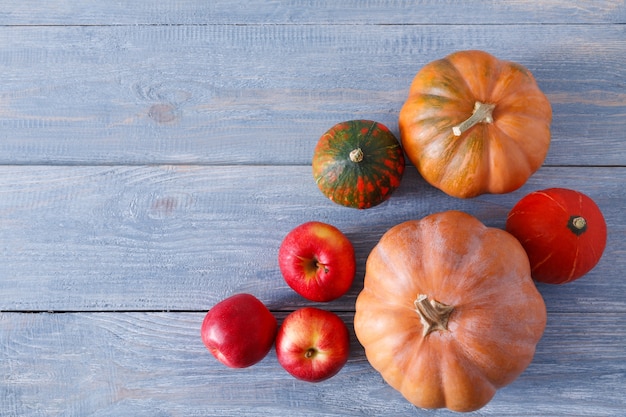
[275,307,350,382]
[200,293,277,368]
[278,221,356,302]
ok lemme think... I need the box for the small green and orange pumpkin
[312,120,405,209]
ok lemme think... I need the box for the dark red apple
[275,307,350,382]
[200,293,277,368]
[278,221,356,302]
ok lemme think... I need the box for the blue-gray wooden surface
[1,1,625,416]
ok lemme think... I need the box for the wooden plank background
[1,1,625,416]
[0,23,624,165]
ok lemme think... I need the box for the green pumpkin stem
[452,101,496,136]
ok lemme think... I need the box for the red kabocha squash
[354,210,546,412]
[399,50,552,198]
[506,188,607,284]
[312,120,405,209]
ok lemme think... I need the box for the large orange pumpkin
[399,50,552,198]
[354,210,547,412]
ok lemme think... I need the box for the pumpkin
[354,210,547,412]
[312,120,405,209]
[506,188,607,284]
[398,50,552,198]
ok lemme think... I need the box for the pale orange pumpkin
[354,210,547,412]
[399,50,552,198]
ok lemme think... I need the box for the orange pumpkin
[354,210,547,412]
[399,50,552,198]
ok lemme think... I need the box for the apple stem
[305,348,317,359]
[314,260,329,274]
[452,101,495,136]
[414,294,454,337]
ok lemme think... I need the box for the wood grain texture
[0,0,624,25]
[1,311,625,417]
[1,1,625,415]
[0,165,623,313]
[0,24,624,165]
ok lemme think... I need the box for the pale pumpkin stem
[349,148,364,163]
[414,294,454,337]
[452,101,496,136]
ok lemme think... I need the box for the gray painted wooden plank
[0,24,624,165]
[0,165,623,312]
[0,2,622,416]
[1,311,625,416]
[0,0,624,25]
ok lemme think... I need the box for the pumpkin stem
[349,147,364,163]
[414,294,454,337]
[452,101,496,136]
[568,215,588,236]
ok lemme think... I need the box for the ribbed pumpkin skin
[312,120,405,209]
[399,50,552,198]
[354,211,547,412]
